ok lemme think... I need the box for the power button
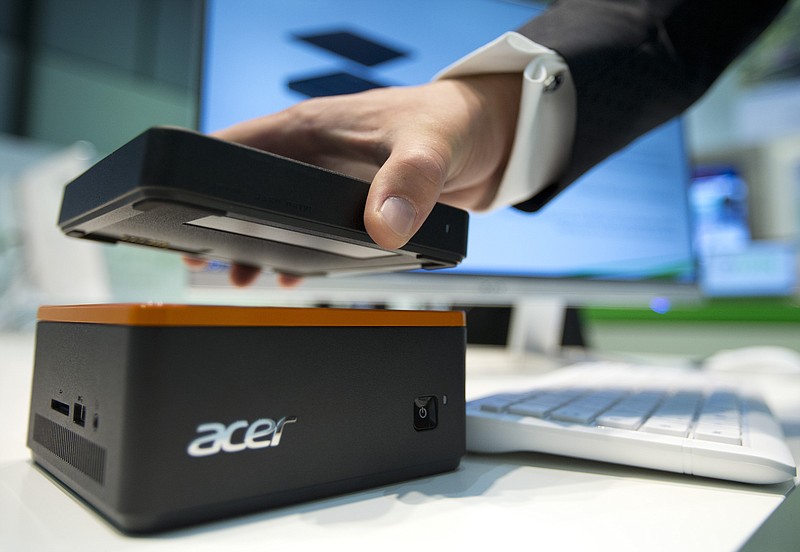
[413,396,438,431]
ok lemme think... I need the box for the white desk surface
[2,332,799,551]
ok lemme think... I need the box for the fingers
[229,263,262,287]
[183,256,260,287]
[182,256,208,269]
[364,144,450,250]
[183,256,301,289]
[211,116,283,153]
[276,273,304,288]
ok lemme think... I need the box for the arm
[512,0,789,211]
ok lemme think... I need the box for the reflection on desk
[1,333,798,551]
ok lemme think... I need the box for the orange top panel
[37,304,465,328]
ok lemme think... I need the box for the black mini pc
[27,304,466,533]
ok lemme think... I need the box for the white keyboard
[467,362,797,484]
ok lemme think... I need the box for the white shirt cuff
[435,32,576,210]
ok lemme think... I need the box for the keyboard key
[534,389,585,405]
[700,392,740,420]
[617,391,664,412]
[640,417,692,437]
[694,423,741,445]
[697,412,739,428]
[704,391,739,409]
[550,406,597,424]
[508,401,555,418]
[549,390,624,423]
[655,391,702,413]
[595,413,644,430]
[478,396,514,413]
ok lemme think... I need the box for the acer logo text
[187,416,298,457]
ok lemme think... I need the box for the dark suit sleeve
[512,0,789,212]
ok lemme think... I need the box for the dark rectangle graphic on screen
[287,71,387,97]
[292,29,408,66]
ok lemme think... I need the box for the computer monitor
[194,0,699,342]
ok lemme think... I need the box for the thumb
[364,145,450,250]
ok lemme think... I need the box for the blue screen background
[201,0,695,283]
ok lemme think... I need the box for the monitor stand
[507,297,588,356]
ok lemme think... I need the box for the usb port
[51,399,70,416]
[73,403,87,427]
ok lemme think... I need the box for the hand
[192,73,522,286]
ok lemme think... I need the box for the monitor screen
[194,0,698,308]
